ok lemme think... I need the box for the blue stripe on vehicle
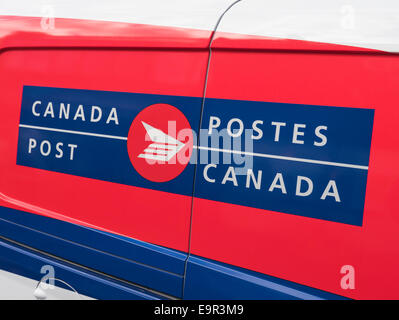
[0,206,185,297]
[0,207,348,299]
[183,255,348,300]
[0,238,167,300]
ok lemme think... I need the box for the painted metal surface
[213,0,399,52]
[17,86,199,195]
[184,256,347,300]
[194,98,373,226]
[0,20,209,256]
[0,206,185,296]
[189,14,399,299]
[0,14,211,298]
[0,0,232,32]
[0,0,398,299]
[0,15,212,49]
[0,238,166,300]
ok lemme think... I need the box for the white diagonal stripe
[19,124,128,141]
[19,124,368,170]
[193,146,368,170]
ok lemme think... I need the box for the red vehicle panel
[0,1,398,300]
[0,17,209,253]
[191,33,399,299]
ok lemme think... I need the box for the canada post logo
[17,86,374,226]
[127,103,193,182]
[17,86,200,197]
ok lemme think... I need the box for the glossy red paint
[0,16,210,252]
[0,15,211,49]
[2,15,399,299]
[190,36,399,299]
[212,31,377,52]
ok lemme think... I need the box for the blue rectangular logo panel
[16,86,374,226]
[195,98,374,226]
[17,86,202,196]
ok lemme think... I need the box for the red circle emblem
[127,104,193,182]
